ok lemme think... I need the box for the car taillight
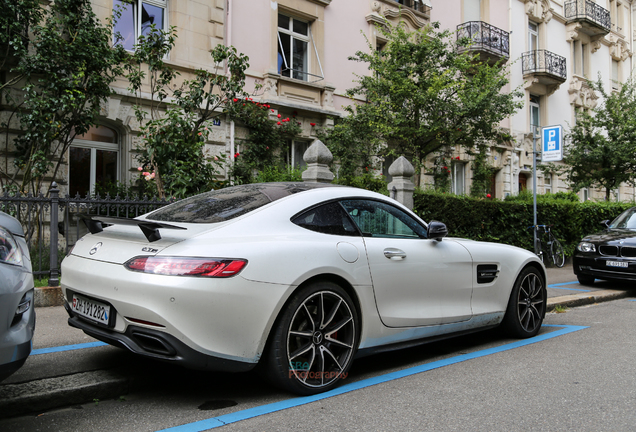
[124,256,247,278]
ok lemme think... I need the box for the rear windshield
[146,183,338,223]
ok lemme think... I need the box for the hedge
[413,190,634,257]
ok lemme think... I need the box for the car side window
[292,201,360,236]
[340,200,427,239]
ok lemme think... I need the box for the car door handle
[383,248,406,260]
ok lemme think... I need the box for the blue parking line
[31,341,108,355]
[158,324,587,432]
[548,281,590,292]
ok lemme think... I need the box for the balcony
[457,21,509,62]
[564,0,610,37]
[393,0,431,15]
[522,50,567,87]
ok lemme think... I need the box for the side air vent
[477,264,499,284]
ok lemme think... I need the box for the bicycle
[531,224,565,268]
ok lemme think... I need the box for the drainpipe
[226,1,236,172]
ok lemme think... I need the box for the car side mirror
[428,221,448,241]
[600,220,610,229]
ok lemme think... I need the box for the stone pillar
[302,139,334,183]
[388,156,415,210]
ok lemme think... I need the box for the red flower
[271,109,275,113]
[232,98,238,103]
[443,166,448,170]
[310,122,316,126]
[234,152,240,158]
[277,121,281,125]
[487,194,491,198]
[277,114,281,118]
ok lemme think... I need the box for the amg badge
[142,247,158,253]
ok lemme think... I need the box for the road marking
[31,341,107,355]
[158,324,587,432]
[548,281,590,292]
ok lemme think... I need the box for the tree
[563,77,636,201]
[0,0,126,194]
[341,21,522,185]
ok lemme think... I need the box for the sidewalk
[546,263,634,311]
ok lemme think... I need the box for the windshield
[609,207,636,230]
[146,183,338,224]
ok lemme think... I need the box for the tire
[502,266,546,338]
[262,281,359,395]
[550,239,565,268]
[577,274,595,285]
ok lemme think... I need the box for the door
[341,200,473,328]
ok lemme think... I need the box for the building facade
[2,0,634,200]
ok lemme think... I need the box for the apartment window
[582,188,590,201]
[70,126,119,197]
[612,59,620,90]
[572,41,588,77]
[286,140,310,169]
[113,0,167,51]
[544,175,552,194]
[278,14,311,81]
[530,94,540,132]
[610,0,624,33]
[452,162,465,195]
[528,21,539,51]
[463,0,481,21]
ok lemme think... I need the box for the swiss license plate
[72,295,111,326]
[606,260,629,268]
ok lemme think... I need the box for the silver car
[0,211,35,381]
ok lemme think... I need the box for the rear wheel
[550,239,565,268]
[577,274,595,285]
[502,267,546,338]
[262,281,359,395]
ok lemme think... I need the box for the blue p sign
[542,125,562,162]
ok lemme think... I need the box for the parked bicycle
[531,224,565,268]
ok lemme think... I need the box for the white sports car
[61,182,546,395]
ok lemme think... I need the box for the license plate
[72,295,112,326]
[606,260,629,268]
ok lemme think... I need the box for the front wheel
[262,281,359,395]
[501,266,546,338]
[550,238,565,268]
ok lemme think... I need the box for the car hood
[582,229,636,244]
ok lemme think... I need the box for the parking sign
[542,125,563,162]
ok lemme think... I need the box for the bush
[414,190,633,256]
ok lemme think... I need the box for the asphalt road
[1,283,636,431]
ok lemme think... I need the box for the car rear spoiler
[79,214,186,243]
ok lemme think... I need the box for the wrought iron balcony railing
[393,0,431,15]
[564,0,610,32]
[456,21,510,58]
[522,50,567,81]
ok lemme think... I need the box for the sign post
[533,124,563,256]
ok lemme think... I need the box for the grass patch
[552,304,568,313]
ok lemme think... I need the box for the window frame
[277,13,323,82]
[452,161,465,195]
[69,126,120,197]
[113,0,168,52]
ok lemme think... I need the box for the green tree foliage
[564,77,636,201]
[125,25,251,198]
[0,0,126,194]
[226,99,301,184]
[340,21,522,185]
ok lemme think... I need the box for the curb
[547,289,631,312]
[0,369,130,418]
[34,287,64,308]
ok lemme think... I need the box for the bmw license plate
[72,295,111,326]
[606,260,629,268]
